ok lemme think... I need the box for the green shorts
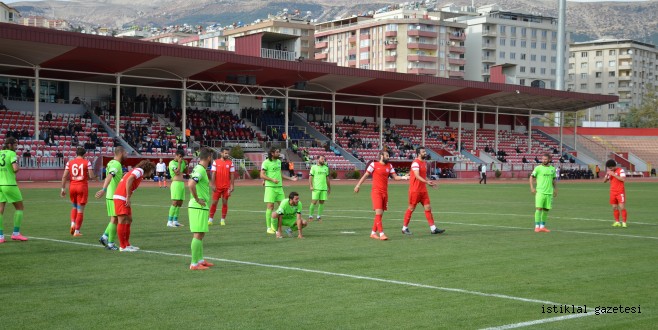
[264,186,285,203]
[535,194,553,210]
[311,190,328,201]
[0,185,23,203]
[273,214,298,228]
[171,181,186,201]
[106,198,117,217]
[188,207,209,233]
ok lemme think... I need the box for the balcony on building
[448,70,465,78]
[618,74,632,81]
[448,58,466,66]
[407,55,437,63]
[385,40,398,50]
[314,52,328,60]
[408,41,437,50]
[348,60,357,67]
[315,41,328,49]
[482,55,496,63]
[348,35,357,43]
[449,45,465,53]
[385,55,397,62]
[449,32,466,41]
[481,29,497,37]
[408,68,436,75]
[408,29,438,38]
[385,67,397,72]
[385,31,397,37]
[482,42,496,50]
[235,32,299,61]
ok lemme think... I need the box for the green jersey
[188,164,210,210]
[169,159,187,179]
[105,159,123,198]
[310,164,329,191]
[276,198,303,218]
[261,159,282,188]
[0,149,18,185]
[531,165,556,195]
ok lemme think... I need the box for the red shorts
[371,191,388,211]
[610,192,626,205]
[69,185,88,205]
[213,188,231,201]
[409,191,430,206]
[114,199,132,216]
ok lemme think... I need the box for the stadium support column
[379,97,383,150]
[115,74,121,135]
[182,79,187,143]
[331,92,336,144]
[284,88,289,150]
[472,104,478,151]
[421,100,426,147]
[494,107,499,153]
[34,66,40,140]
[457,103,462,152]
[574,112,578,151]
[527,110,532,152]
[559,111,564,156]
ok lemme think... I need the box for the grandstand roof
[0,23,617,115]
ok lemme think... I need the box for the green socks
[168,206,176,222]
[0,214,3,236]
[266,208,272,229]
[534,209,542,226]
[107,223,117,243]
[317,204,324,217]
[308,204,315,217]
[13,210,23,233]
[173,206,180,222]
[541,210,548,226]
[191,238,203,264]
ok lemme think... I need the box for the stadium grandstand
[3,23,654,182]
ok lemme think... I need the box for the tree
[621,84,658,128]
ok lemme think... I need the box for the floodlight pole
[421,99,426,147]
[284,88,289,149]
[472,104,478,151]
[182,79,187,143]
[494,106,499,153]
[34,66,40,140]
[115,74,121,135]
[331,92,336,144]
[574,112,578,151]
[457,103,462,152]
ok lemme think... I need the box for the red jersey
[367,161,395,193]
[211,158,235,189]
[409,159,427,193]
[66,157,93,186]
[608,168,626,194]
[113,168,145,200]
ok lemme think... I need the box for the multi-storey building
[456,4,569,88]
[314,7,467,78]
[0,2,19,24]
[568,39,658,122]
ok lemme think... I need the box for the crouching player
[274,192,307,239]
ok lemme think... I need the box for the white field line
[28,236,573,307]
[480,312,596,330]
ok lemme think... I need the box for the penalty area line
[480,312,596,330]
[29,235,573,308]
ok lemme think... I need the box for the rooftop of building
[572,38,656,49]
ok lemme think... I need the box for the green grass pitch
[1,180,656,329]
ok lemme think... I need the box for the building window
[595,83,602,89]
[386,24,398,31]
[541,42,547,50]
[608,82,615,88]
[568,84,575,90]
[609,71,616,77]
[551,56,556,63]
[359,39,369,47]
[510,52,516,59]
[519,79,526,85]
[499,25,506,34]
[520,66,526,73]
[510,26,516,35]
[500,38,506,46]
[595,114,601,121]
[568,73,575,80]
[608,114,615,121]
[609,50,616,56]
[580,83,587,89]
[581,52,588,58]
[596,50,602,56]
[581,73,588,79]
[551,69,556,75]
[359,52,368,59]
[595,61,603,68]
[609,60,616,67]
[521,54,526,60]
[595,72,602,78]
[530,67,536,73]
[552,31,557,38]
[609,103,615,109]
[569,52,575,58]
[499,51,505,59]
[541,30,548,38]
[510,39,516,46]
[541,55,547,62]
[521,41,527,48]
[551,43,557,50]
[569,63,574,69]
[541,68,546,75]
[531,29,537,37]
[580,63,587,69]
[531,54,536,61]
[521,28,527,37]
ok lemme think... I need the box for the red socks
[117,223,132,249]
[403,209,412,227]
[613,209,620,221]
[209,204,217,219]
[75,212,84,231]
[424,210,435,226]
[222,204,228,219]
[373,214,383,233]
[70,208,77,223]
[621,209,627,223]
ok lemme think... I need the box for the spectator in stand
[361,118,368,128]
[384,117,391,128]
[45,111,53,122]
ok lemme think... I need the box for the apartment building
[0,2,18,24]
[568,39,658,122]
[314,7,467,78]
[457,4,570,88]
